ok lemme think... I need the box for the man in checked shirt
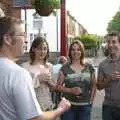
[97,32,120,120]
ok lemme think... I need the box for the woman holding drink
[22,36,55,111]
[56,40,96,120]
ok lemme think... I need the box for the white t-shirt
[0,58,42,120]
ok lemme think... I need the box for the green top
[61,63,94,105]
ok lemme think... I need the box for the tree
[75,34,98,49]
[74,34,103,57]
[107,9,120,33]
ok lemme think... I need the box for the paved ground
[87,47,105,120]
[91,90,105,120]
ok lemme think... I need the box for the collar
[107,55,120,63]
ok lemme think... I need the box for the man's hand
[56,98,71,115]
[111,71,120,80]
[31,98,71,120]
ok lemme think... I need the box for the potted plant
[32,0,60,16]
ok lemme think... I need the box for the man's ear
[3,34,11,46]
[3,34,15,46]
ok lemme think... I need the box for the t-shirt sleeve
[12,68,42,120]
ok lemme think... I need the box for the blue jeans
[61,104,92,120]
[102,105,120,120]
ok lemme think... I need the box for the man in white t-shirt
[0,16,70,120]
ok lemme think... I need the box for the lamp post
[60,0,67,56]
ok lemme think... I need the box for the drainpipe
[60,0,67,56]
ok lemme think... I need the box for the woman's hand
[71,87,82,95]
[38,72,51,83]
[56,85,82,95]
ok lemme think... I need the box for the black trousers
[102,105,120,120]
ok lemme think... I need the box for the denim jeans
[61,104,92,120]
[102,105,120,120]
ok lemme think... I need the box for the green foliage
[32,0,60,16]
[107,9,120,33]
[74,34,99,49]
[32,0,60,9]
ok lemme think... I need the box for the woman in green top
[56,40,96,120]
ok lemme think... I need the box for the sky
[66,0,120,35]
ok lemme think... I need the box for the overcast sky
[66,0,120,35]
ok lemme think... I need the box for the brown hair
[29,36,49,65]
[68,40,85,65]
[105,32,120,43]
[0,16,23,48]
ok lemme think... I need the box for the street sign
[13,0,32,9]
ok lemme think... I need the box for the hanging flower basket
[32,0,60,16]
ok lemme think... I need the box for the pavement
[85,48,105,120]
[91,90,105,120]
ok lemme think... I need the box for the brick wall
[0,0,21,18]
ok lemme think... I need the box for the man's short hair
[0,16,23,48]
[105,32,120,43]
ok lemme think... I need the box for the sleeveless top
[61,63,94,105]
